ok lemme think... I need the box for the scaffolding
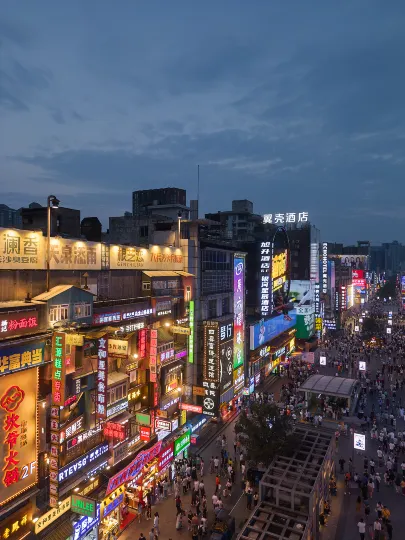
[238,502,309,540]
[238,425,335,540]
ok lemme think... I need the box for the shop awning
[112,410,133,424]
[42,519,73,540]
[142,270,194,277]
[107,371,129,387]
[143,271,180,277]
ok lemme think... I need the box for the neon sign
[0,368,37,507]
[233,256,245,369]
[0,311,38,337]
[106,441,162,495]
[52,332,66,406]
[96,336,108,421]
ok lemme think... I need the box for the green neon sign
[174,429,191,456]
[71,495,96,518]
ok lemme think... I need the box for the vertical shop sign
[203,322,219,383]
[188,300,194,363]
[322,243,328,294]
[138,328,147,359]
[52,332,66,406]
[49,405,60,507]
[233,255,245,370]
[96,336,108,422]
[259,242,271,316]
[149,329,157,382]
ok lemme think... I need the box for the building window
[222,296,230,315]
[186,286,191,302]
[107,382,127,405]
[208,299,217,319]
[49,304,69,323]
[142,282,151,291]
[74,303,92,318]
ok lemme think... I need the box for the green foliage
[361,316,379,337]
[235,402,297,467]
[377,280,397,299]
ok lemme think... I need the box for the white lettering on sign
[260,241,271,316]
[263,212,308,225]
[322,243,328,294]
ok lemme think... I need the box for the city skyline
[1,1,405,244]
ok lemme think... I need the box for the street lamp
[46,195,60,291]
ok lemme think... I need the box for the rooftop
[238,502,309,540]
[261,425,333,499]
[298,374,358,398]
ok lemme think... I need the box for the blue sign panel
[104,492,124,518]
[250,310,297,351]
[73,504,100,540]
[58,443,109,483]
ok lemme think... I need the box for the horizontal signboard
[0,341,45,374]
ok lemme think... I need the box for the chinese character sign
[263,212,309,225]
[0,341,45,376]
[52,333,66,406]
[259,241,271,317]
[200,381,219,417]
[0,369,38,507]
[96,337,108,421]
[203,322,219,383]
[49,238,101,270]
[0,229,44,269]
[322,243,328,294]
[0,311,39,338]
[110,245,183,271]
[233,256,245,370]
[107,339,128,358]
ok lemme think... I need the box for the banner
[110,245,183,270]
[49,238,101,270]
[0,228,44,269]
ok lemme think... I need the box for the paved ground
[120,375,285,540]
[121,335,405,540]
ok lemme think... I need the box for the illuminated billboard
[0,368,38,506]
[233,256,245,370]
[250,311,297,351]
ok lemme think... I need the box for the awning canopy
[142,270,194,277]
[298,374,358,398]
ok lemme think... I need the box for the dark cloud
[1,1,405,243]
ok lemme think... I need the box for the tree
[377,280,397,300]
[235,402,298,467]
[361,316,380,338]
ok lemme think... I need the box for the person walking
[153,512,160,536]
[357,517,366,540]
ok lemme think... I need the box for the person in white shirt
[212,494,218,508]
[357,518,366,540]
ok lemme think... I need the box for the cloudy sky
[1,1,404,243]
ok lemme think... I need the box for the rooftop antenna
[197,164,200,219]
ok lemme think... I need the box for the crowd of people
[323,296,404,540]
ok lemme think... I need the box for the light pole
[46,195,60,291]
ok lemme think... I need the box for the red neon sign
[0,386,25,487]
[180,403,202,414]
[104,422,126,441]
